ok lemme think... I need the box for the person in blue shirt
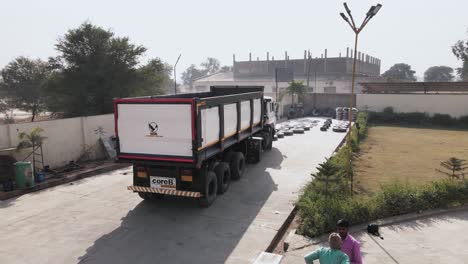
[304,233,350,264]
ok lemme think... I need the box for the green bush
[432,114,456,126]
[367,108,466,128]
[373,183,420,217]
[457,115,468,128]
[298,179,468,237]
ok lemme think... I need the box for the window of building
[324,86,336,93]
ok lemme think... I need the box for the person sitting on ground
[304,233,350,264]
[337,219,362,264]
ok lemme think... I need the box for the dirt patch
[354,126,468,195]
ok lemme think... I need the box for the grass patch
[297,111,468,237]
[353,126,468,194]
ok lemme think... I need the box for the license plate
[150,176,176,190]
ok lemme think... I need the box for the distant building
[192,49,383,101]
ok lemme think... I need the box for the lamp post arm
[357,16,372,34]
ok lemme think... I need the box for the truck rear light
[136,166,148,178]
[180,169,193,182]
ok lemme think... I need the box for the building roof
[360,82,468,94]
[194,71,275,83]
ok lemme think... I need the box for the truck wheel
[230,152,245,180]
[199,171,218,207]
[265,130,273,150]
[215,162,231,194]
[138,192,150,200]
[224,151,234,164]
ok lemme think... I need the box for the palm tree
[16,127,47,173]
[286,81,306,106]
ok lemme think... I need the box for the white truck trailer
[114,86,276,206]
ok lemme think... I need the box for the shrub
[431,114,456,126]
[298,179,468,237]
[373,183,420,217]
[398,112,429,125]
[367,108,466,128]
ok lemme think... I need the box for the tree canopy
[181,57,223,88]
[0,57,50,121]
[42,22,170,117]
[424,66,454,82]
[382,63,417,81]
[286,81,306,105]
[181,64,206,87]
[201,57,221,75]
[452,29,468,80]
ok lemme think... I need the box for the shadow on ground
[78,148,284,264]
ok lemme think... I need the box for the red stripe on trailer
[191,100,195,140]
[113,100,119,137]
[114,98,193,104]
[119,154,193,163]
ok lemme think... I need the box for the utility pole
[275,68,279,118]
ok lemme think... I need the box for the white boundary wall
[356,94,468,118]
[0,114,114,168]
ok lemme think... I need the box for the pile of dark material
[274,118,319,139]
[320,119,332,131]
[332,121,349,132]
[336,107,358,121]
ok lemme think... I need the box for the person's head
[328,233,343,250]
[337,219,350,239]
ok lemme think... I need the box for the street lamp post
[174,54,182,94]
[340,2,382,195]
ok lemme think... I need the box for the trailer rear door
[115,99,194,162]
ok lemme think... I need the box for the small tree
[436,157,468,180]
[311,160,344,196]
[286,81,306,106]
[17,127,47,173]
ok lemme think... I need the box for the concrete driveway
[0,118,347,264]
[282,209,468,264]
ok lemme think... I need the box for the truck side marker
[128,186,202,198]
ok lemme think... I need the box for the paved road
[0,118,347,264]
[282,209,468,264]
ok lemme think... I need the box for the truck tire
[215,162,231,194]
[138,192,150,200]
[199,171,217,207]
[266,130,273,150]
[230,152,245,180]
[224,151,234,164]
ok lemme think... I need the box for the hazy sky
[1,0,467,80]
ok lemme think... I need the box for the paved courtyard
[0,118,346,264]
[282,209,468,264]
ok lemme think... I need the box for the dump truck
[114,86,276,206]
